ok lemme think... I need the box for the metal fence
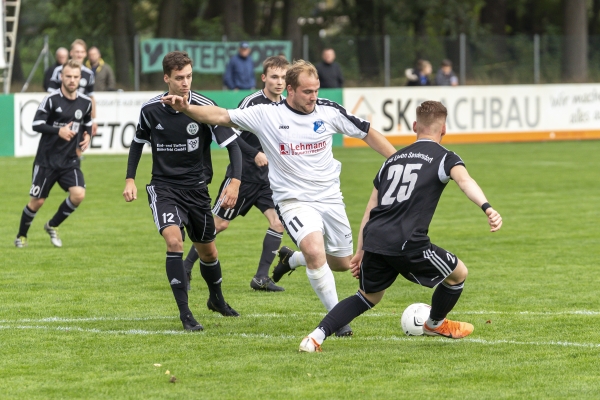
[14,34,600,92]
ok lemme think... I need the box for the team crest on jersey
[74,110,83,119]
[313,120,326,134]
[80,78,87,87]
[186,122,199,135]
[187,138,199,152]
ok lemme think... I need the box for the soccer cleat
[14,236,28,248]
[250,276,285,292]
[271,246,295,283]
[299,336,322,353]
[43,222,62,247]
[207,299,240,317]
[335,324,353,337]
[423,318,474,339]
[180,313,204,331]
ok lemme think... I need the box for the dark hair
[416,101,447,126]
[163,51,193,76]
[441,59,452,67]
[262,56,290,75]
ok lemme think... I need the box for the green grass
[1,141,600,399]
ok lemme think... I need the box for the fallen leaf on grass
[169,376,177,383]
[153,364,162,367]
[486,320,492,324]
[165,370,170,375]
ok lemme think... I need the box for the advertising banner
[141,39,292,74]
[343,84,600,146]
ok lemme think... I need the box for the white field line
[1,324,600,349]
[1,309,599,324]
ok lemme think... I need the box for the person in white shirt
[162,60,396,337]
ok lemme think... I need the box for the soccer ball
[400,303,431,336]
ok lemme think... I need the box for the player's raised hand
[161,94,189,113]
[349,250,364,279]
[254,152,268,167]
[80,131,90,151]
[58,122,76,141]
[219,178,240,209]
[123,178,137,202]
[486,208,503,232]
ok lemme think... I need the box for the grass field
[1,141,600,399]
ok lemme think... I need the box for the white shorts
[275,200,353,258]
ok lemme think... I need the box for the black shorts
[146,184,215,243]
[29,163,85,199]
[359,243,459,293]
[212,177,274,221]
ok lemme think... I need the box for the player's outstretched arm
[362,127,396,159]
[161,94,237,128]
[450,165,502,232]
[350,188,379,278]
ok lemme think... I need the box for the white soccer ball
[400,303,431,336]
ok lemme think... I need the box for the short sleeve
[438,151,465,183]
[373,160,386,190]
[32,95,53,128]
[134,110,152,145]
[228,106,265,137]
[326,101,370,139]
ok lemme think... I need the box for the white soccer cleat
[44,222,62,247]
[299,336,322,353]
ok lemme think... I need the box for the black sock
[166,251,190,316]
[48,197,77,227]
[183,245,199,273]
[255,228,283,277]
[318,291,374,338]
[200,259,225,305]
[17,205,37,237]
[429,281,465,321]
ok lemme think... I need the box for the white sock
[426,317,444,328]
[289,251,306,269]
[309,327,326,345]
[306,263,338,312]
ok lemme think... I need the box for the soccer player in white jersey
[162,60,396,336]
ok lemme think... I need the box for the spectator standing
[405,59,432,86]
[435,59,459,86]
[315,48,344,88]
[43,47,68,92]
[223,42,256,90]
[86,46,116,91]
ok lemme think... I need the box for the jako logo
[279,125,289,129]
[313,120,326,133]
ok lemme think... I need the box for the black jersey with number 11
[362,139,465,256]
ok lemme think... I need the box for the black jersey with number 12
[134,91,237,188]
[362,139,465,256]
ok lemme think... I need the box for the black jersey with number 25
[362,139,465,256]
[134,91,237,188]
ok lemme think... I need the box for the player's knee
[164,235,183,252]
[69,189,85,205]
[445,259,468,285]
[28,197,45,211]
[270,219,284,232]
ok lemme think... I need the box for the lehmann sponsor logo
[279,140,327,155]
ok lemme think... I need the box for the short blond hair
[416,101,447,126]
[64,59,82,70]
[71,39,87,51]
[285,60,318,90]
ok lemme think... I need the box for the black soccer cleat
[335,324,353,337]
[181,313,204,331]
[250,276,285,292]
[207,299,240,317]
[271,246,295,283]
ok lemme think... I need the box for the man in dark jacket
[43,47,68,92]
[223,42,256,90]
[316,48,344,88]
[405,59,432,86]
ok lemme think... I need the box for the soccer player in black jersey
[14,59,92,248]
[48,39,97,137]
[183,56,289,293]
[299,101,503,352]
[123,51,243,331]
